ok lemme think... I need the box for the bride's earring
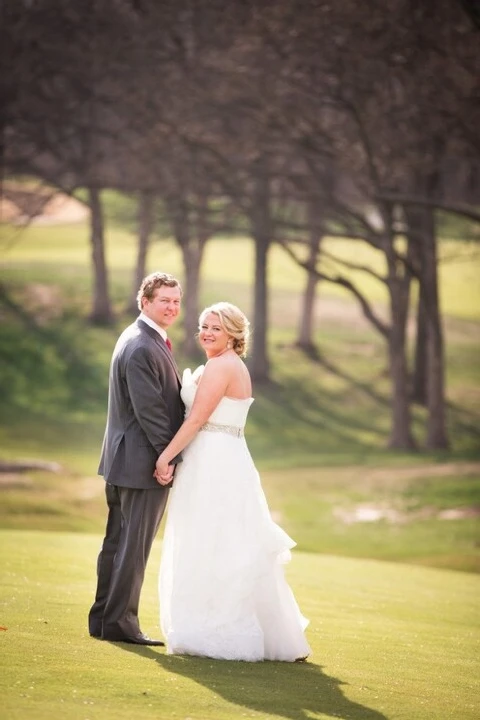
[227,340,233,350]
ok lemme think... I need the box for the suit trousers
[88,482,169,639]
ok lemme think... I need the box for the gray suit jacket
[98,319,185,489]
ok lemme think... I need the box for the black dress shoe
[102,631,164,646]
[124,633,165,646]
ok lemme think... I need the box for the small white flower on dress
[181,365,204,387]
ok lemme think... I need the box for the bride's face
[199,312,230,357]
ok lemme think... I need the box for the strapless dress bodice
[181,366,254,429]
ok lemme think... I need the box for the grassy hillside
[0,221,479,572]
[1,222,478,463]
[1,220,479,317]
[0,530,479,720]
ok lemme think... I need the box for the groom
[88,272,185,645]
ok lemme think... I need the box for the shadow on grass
[255,373,388,453]
[309,350,391,409]
[446,400,480,446]
[117,644,388,720]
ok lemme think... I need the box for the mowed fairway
[0,530,478,720]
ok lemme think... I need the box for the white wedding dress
[159,367,311,662]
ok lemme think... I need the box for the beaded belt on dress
[199,422,244,438]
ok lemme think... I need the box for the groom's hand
[154,457,174,486]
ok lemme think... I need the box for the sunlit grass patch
[0,530,478,720]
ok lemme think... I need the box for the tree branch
[278,239,390,337]
[377,194,480,224]
[320,247,388,284]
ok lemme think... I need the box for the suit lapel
[136,319,182,384]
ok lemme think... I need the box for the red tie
[166,337,172,352]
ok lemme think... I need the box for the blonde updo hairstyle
[199,302,250,358]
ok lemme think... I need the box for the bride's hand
[154,456,174,485]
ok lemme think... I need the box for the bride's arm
[154,359,229,483]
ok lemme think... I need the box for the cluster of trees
[1,0,479,450]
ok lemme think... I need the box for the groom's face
[142,285,182,329]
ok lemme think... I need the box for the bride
[155,302,311,662]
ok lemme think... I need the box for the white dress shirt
[139,313,168,343]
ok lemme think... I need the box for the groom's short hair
[137,272,183,310]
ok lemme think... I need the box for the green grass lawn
[1,458,478,573]
[0,530,478,720]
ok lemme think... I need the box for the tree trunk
[298,259,318,351]
[181,241,203,358]
[404,180,449,447]
[127,190,154,314]
[249,164,271,382]
[387,320,416,449]
[88,186,113,325]
[297,201,323,354]
[421,206,449,449]
[167,193,205,357]
[405,204,427,405]
[383,203,416,449]
[412,288,427,405]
